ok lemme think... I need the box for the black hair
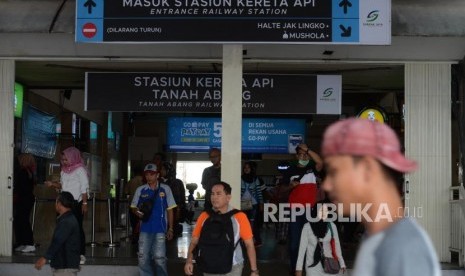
[161,161,176,180]
[212,181,232,195]
[153,152,166,161]
[57,191,75,209]
[352,156,404,195]
[208,148,221,155]
[243,161,257,175]
[380,163,404,195]
[295,145,305,153]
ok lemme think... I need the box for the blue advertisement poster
[22,104,58,159]
[167,117,306,153]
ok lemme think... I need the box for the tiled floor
[3,220,463,275]
[7,221,360,274]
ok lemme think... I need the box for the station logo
[320,87,336,102]
[363,10,383,27]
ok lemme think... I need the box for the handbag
[241,199,253,210]
[322,257,340,274]
[137,187,159,222]
[321,223,341,274]
[241,182,254,211]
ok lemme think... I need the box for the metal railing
[32,194,129,249]
[450,186,465,266]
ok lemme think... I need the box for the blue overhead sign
[76,0,390,44]
[167,117,306,153]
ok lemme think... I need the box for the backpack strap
[225,209,241,249]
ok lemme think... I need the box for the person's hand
[251,270,259,276]
[134,209,144,219]
[81,203,88,215]
[166,229,174,240]
[297,143,309,152]
[34,257,47,270]
[44,181,53,188]
[295,270,302,276]
[290,180,300,188]
[184,259,194,275]
[341,267,347,274]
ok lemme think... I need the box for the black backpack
[195,209,241,274]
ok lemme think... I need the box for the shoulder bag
[321,223,341,274]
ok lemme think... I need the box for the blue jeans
[138,232,167,276]
[288,213,307,273]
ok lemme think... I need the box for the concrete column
[0,60,15,256]
[405,62,451,262]
[222,45,243,209]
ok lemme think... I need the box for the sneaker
[80,255,86,265]
[21,245,36,253]
[14,245,25,252]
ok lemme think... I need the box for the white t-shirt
[61,167,89,202]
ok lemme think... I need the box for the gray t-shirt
[353,218,440,276]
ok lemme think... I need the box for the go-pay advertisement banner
[85,72,341,114]
[167,117,306,153]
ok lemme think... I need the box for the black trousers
[72,201,86,255]
[13,197,34,246]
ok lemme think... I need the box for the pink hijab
[61,147,85,174]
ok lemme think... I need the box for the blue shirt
[131,183,177,234]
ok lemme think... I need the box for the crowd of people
[17,118,440,276]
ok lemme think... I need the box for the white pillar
[405,62,451,262]
[222,45,243,209]
[0,60,15,256]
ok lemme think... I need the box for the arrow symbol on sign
[339,25,352,37]
[338,0,352,14]
[84,0,97,14]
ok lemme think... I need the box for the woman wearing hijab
[45,146,89,265]
[295,202,346,276]
[240,161,264,247]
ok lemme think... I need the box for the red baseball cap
[322,118,417,173]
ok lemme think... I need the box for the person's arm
[81,192,88,214]
[179,179,186,207]
[201,168,209,190]
[130,186,144,218]
[255,180,264,204]
[184,236,199,275]
[296,223,310,274]
[76,168,90,214]
[307,149,323,172]
[165,185,177,240]
[296,143,323,172]
[184,212,208,275]
[243,238,259,276]
[166,208,174,240]
[44,180,62,190]
[236,212,258,275]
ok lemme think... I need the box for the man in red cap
[321,118,440,276]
